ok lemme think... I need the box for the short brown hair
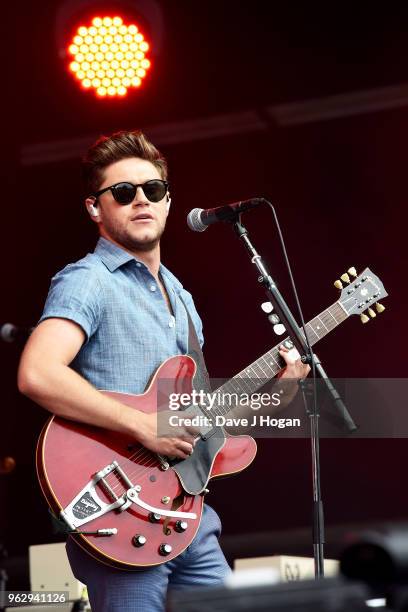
[82,130,168,194]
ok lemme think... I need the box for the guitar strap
[179,296,212,394]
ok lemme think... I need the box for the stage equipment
[341,524,408,587]
[67,15,150,97]
[235,555,339,582]
[0,323,33,343]
[0,457,16,475]
[187,198,265,232]
[169,576,370,612]
[29,543,86,602]
[55,0,164,98]
[170,525,408,611]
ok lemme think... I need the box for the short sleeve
[39,262,102,341]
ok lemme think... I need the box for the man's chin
[100,226,164,253]
[130,239,159,252]
[121,232,161,252]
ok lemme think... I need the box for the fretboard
[215,301,347,403]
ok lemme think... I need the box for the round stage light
[67,16,151,97]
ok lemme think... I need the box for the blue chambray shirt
[39,237,204,394]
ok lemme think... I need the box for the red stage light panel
[67,16,151,97]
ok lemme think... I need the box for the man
[18,130,309,611]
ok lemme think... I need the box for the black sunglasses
[93,179,169,204]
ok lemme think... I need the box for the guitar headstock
[335,267,388,322]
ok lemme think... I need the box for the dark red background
[1,2,407,559]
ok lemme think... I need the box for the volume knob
[175,520,188,533]
[159,543,172,556]
[132,534,146,548]
[149,512,161,523]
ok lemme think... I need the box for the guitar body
[36,355,257,569]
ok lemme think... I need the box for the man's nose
[132,186,149,205]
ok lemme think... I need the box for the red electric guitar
[36,267,387,569]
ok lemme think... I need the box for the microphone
[1,323,34,343]
[187,197,265,232]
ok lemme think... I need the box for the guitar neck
[216,301,348,398]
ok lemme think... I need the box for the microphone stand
[232,215,356,578]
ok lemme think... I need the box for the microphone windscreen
[187,208,207,232]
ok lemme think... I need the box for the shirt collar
[94,238,184,293]
[94,237,135,272]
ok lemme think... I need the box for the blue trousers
[66,504,231,611]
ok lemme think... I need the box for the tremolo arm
[60,460,197,532]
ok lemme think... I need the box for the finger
[279,346,301,365]
[177,432,196,445]
[177,440,194,455]
[168,448,191,460]
[174,448,192,459]
[163,440,193,460]
[184,424,201,437]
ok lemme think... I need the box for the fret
[247,379,261,393]
[256,361,268,377]
[265,349,284,374]
[316,315,329,333]
[330,311,340,325]
[232,373,252,394]
[304,324,320,343]
[320,312,337,330]
[230,380,244,394]
[252,360,267,378]
[326,310,337,324]
[307,303,347,345]
[260,354,276,374]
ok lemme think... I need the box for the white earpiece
[89,204,99,217]
[166,196,171,212]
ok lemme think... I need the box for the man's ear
[85,197,100,221]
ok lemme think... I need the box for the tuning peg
[367,308,376,318]
[261,302,273,313]
[347,267,357,277]
[340,273,350,284]
[360,313,370,324]
[268,314,280,325]
[273,324,286,336]
[334,280,343,289]
[375,303,385,313]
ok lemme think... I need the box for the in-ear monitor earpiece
[89,204,98,217]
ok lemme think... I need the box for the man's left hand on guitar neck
[277,343,311,381]
[219,344,310,434]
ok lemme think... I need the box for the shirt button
[150,285,156,292]
[136,262,142,268]
[168,317,175,328]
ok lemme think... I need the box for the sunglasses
[93,179,169,204]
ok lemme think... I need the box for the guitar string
[103,302,347,494]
